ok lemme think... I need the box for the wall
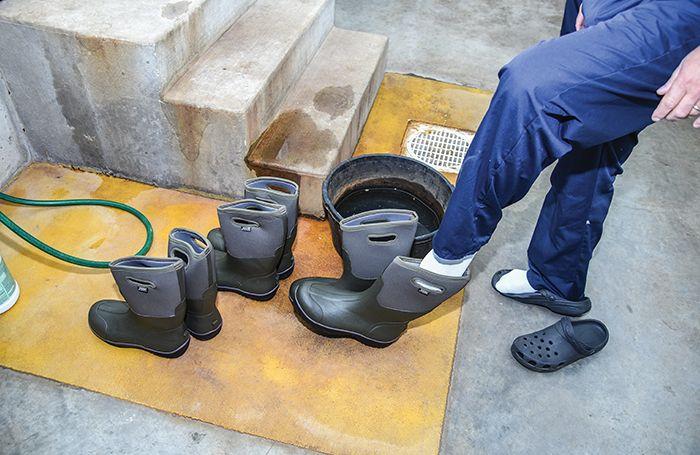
[0,74,29,187]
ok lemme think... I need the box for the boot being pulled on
[209,177,299,279]
[168,228,222,340]
[290,256,469,347]
[88,257,190,358]
[290,209,418,298]
[208,199,287,301]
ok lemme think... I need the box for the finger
[667,93,698,120]
[576,5,585,30]
[657,66,680,95]
[652,84,687,121]
[694,117,700,128]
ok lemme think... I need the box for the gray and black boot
[168,228,222,340]
[209,177,299,279]
[290,257,469,347]
[290,209,418,296]
[208,200,287,301]
[88,257,190,358]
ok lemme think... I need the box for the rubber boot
[168,228,222,340]
[209,177,299,279]
[290,256,469,347]
[290,209,418,298]
[88,257,190,358]
[208,199,287,301]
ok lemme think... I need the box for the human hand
[653,46,700,128]
[576,4,585,31]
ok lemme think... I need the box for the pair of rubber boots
[207,177,299,301]
[290,209,470,347]
[88,229,222,358]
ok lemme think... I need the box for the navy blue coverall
[433,0,700,300]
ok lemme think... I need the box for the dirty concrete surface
[2,1,699,454]
[246,28,387,216]
[336,0,564,90]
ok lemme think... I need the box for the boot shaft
[338,210,418,289]
[244,177,299,236]
[168,228,216,299]
[372,256,470,317]
[110,257,186,318]
[217,200,288,260]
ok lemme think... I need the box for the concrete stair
[0,0,388,215]
[246,28,387,216]
[163,0,335,197]
[0,0,255,170]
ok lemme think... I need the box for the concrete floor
[2,1,699,454]
[336,0,562,90]
[441,119,700,454]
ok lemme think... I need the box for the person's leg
[422,0,583,277]
[428,1,699,273]
[521,135,637,300]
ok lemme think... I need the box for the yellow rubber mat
[0,74,492,454]
[0,164,463,455]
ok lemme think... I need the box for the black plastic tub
[322,154,454,258]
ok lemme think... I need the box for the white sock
[419,249,475,277]
[495,269,536,294]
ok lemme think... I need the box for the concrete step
[163,0,335,197]
[246,27,388,217]
[0,0,255,170]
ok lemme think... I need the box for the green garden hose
[0,192,154,269]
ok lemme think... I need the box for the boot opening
[171,248,190,265]
[248,178,298,195]
[171,229,208,254]
[266,183,294,194]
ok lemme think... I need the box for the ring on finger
[692,104,700,112]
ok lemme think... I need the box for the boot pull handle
[367,233,397,244]
[127,277,156,293]
[360,218,389,225]
[411,278,444,296]
[230,218,260,232]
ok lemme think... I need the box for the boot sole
[188,322,223,341]
[218,284,279,302]
[89,328,191,359]
[289,287,401,348]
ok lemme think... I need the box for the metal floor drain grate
[401,121,474,173]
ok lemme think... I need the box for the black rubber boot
[208,200,287,301]
[168,228,222,340]
[291,256,470,347]
[209,177,299,280]
[88,257,190,358]
[290,209,418,300]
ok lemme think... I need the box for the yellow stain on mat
[355,72,492,183]
[0,74,491,455]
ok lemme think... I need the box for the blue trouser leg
[432,1,700,295]
[526,135,637,300]
[527,0,641,300]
